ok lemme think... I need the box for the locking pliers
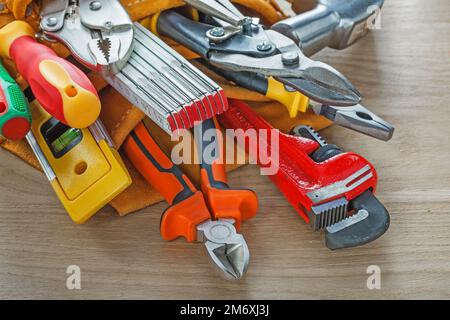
[40,0,134,75]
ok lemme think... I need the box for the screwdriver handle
[124,122,211,242]
[0,21,100,128]
[194,118,258,227]
[0,61,31,140]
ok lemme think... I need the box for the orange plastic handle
[195,118,259,228]
[125,122,197,204]
[123,122,210,242]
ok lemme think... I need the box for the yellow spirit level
[26,100,131,224]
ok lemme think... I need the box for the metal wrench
[272,0,385,56]
[218,99,390,250]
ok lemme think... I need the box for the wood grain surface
[0,1,449,299]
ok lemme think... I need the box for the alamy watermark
[366,265,381,290]
[170,126,280,176]
[66,265,81,290]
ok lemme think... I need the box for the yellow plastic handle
[0,20,35,59]
[266,77,310,118]
[39,60,101,128]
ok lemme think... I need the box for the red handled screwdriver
[0,21,100,128]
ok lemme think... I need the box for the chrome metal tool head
[310,101,394,141]
[272,0,385,56]
[40,0,134,75]
[197,219,249,280]
[208,28,362,106]
[325,190,390,250]
[184,0,247,26]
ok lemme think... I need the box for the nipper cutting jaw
[198,219,249,279]
[124,120,256,280]
[40,0,134,75]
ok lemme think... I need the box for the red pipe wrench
[219,99,389,250]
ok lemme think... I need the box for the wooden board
[0,0,449,299]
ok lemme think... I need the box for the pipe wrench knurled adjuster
[124,119,258,279]
[219,100,390,250]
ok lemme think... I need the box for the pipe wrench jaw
[325,190,390,250]
[292,125,390,249]
[40,0,134,76]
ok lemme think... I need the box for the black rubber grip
[157,10,211,58]
[195,118,229,190]
[199,60,269,95]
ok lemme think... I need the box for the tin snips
[152,0,394,141]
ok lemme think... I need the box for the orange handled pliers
[123,118,258,279]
